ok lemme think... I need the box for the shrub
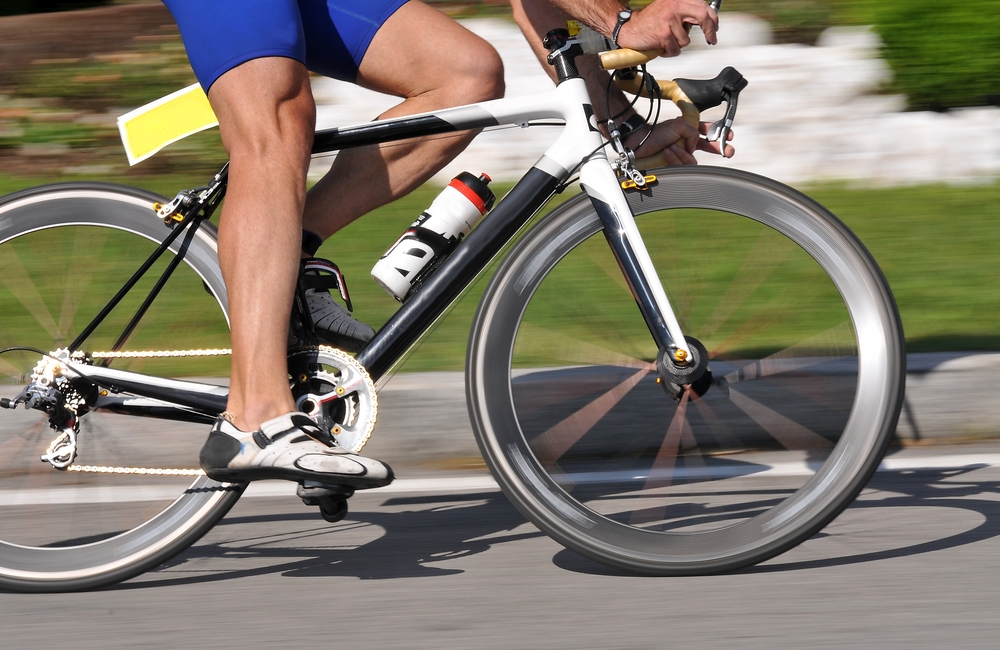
[717,0,833,44]
[871,0,1000,111]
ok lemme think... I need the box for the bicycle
[0,25,904,591]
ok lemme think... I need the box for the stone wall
[312,15,1000,187]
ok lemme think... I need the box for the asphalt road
[2,443,1000,648]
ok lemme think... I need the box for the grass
[1,173,999,379]
[811,182,1000,351]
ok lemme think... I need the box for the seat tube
[578,155,691,359]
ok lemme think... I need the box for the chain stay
[56,345,373,476]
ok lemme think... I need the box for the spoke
[0,358,25,381]
[723,322,856,384]
[727,388,833,450]
[580,243,631,293]
[628,391,689,525]
[690,396,742,451]
[513,369,641,414]
[699,230,794,338]
[773,374,854,415]
[515,322,654,370]
[0,245,61,341]
[0,434,31,470]
[708,288,794,358]
[645,390,689,491]
[530,367,650,465]
[58,227,109,340]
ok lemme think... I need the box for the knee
[216,75,316,167]
[452,42,505,104]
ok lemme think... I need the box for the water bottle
[372,172,495,301]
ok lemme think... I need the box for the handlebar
[599,0,723,69]
[614,67,746,170]
[599,48,662,70]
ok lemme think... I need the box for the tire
[467,166,905,575]
[0,183,243,592]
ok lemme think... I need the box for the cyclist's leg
[301,0,505,239]
[208,57,315,431]
[193,59,393,486]
[162,0,314,429]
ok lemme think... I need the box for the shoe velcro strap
[289,414,336,447]
[300,273,340,293]
[252,430,273,449]
[301,258,353,312]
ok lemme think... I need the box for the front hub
[657,336,712,400]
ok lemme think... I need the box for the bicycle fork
[578,155,705,382]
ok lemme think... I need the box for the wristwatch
[611,8,632,48]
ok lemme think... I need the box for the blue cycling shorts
[162,0,409,90]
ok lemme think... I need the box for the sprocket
[288,346,377,453]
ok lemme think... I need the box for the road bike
[0,27,904,591]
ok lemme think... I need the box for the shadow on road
[554,465,1000,576]
[109,464,1000,589]
[111,491,543,590]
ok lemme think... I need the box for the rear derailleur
[0,349,97,469]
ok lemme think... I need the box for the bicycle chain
[84,348,232,359]
[62,345,371,477]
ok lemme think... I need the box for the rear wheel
[0,183,242,591]
[467,167,905,574]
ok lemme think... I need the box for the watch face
[619,9,632,20]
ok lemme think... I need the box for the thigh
[353,0,503,99]
[163,0,306,91]
[299,0,409,83]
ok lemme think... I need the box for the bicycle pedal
[297,482,354,523]
[296,481,352,501]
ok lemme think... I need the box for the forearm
[511,0,729,164]
[511,0,636,123]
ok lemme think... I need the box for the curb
[365,353,1000,467]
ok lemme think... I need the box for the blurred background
[1,0,999,442]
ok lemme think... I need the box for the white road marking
[1,453,998,506]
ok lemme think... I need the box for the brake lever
[706,88,739,147]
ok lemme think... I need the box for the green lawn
[1,174,999,377]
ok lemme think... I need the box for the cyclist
[160,0,730,489]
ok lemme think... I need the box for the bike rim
[470,168,903,571]
[0,186,239,583]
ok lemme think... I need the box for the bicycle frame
[71,70,691,422]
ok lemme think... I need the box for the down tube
[356,168,562,381]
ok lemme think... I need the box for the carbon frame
[72,69,690,422]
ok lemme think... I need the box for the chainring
[288,346,377,453]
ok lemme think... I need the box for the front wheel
[467,166,905,575]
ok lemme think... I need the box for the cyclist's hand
[616,0,718,57]
[631,116,735,165]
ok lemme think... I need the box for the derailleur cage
[40,427,79,470]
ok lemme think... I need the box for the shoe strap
[256,412,339,449]
[301,258,353,312]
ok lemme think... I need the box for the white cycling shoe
[199,412,393,489]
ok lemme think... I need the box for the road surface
[2,443,1000,648]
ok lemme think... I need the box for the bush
[872,0,1000,111]
[718,0,833,44]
